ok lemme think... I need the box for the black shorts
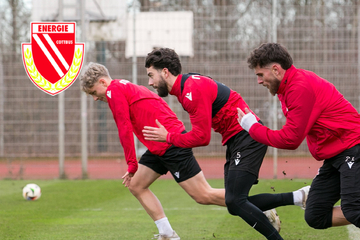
[306,144,360,228]
[224,127,268,179]
[139,145,202,183]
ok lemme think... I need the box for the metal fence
[0,1,359,170]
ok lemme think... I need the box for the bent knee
[226,205,237,216]
[127,185,138,196]
[128,184,146,196]
[305,210,332,229]
[343,208,360,227]
[226,197,246,216]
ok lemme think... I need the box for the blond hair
[80,62,111,93]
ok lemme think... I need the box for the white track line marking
[120,207,225,211]
[347,225,360,240]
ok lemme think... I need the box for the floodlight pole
[132,0,139,157]
[132,1,137,86]
[272,0,278,179]
[81,0,88,179]
[58,0,66,179]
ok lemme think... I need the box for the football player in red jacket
[143,48,309,240]
[81,62,226,240]
[239,42,360,230]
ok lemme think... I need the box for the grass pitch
[0,179,349,239]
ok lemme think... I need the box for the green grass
[0,179,349,240]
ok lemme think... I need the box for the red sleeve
[249,84,316,149]
[169,80,213,148]
[107,87,138,174]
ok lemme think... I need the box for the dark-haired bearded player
[239,42,360,231]
[143,48,309,240]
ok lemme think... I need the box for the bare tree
[0,0,31,62]
[0,0,32,157]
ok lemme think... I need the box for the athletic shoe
[298,185,311,210]
[264,208,281,232]
[153,231,180,240]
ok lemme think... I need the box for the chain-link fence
[0,0,359,178]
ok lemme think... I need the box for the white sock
[155,217,173,236]
[293,190,303,206]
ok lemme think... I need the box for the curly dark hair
[247,43,293,70]
[145,48,182,76]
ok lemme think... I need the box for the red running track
[0,157,321,180]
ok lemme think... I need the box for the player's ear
[271,64,280,77]
[99,78,107,87]
[162,68,169,77]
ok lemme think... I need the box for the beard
[269,78,281,96]
[156,76,169,97]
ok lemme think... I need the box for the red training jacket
[249,65,360,160]
[106,79,185,173]
[167,74,259,148]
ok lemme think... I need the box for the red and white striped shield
[22,22,84,96]
[31,23,75,84]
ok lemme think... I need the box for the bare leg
[332,206,351,226]
[178,171,226,206]
[128,164,164,221]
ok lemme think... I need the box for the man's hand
[237,107,249,123]
[122,171,134,187]
[142,119,168,142]
[237,108,257,132]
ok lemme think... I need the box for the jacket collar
[277,65,296,95]
[170,74,182,96]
